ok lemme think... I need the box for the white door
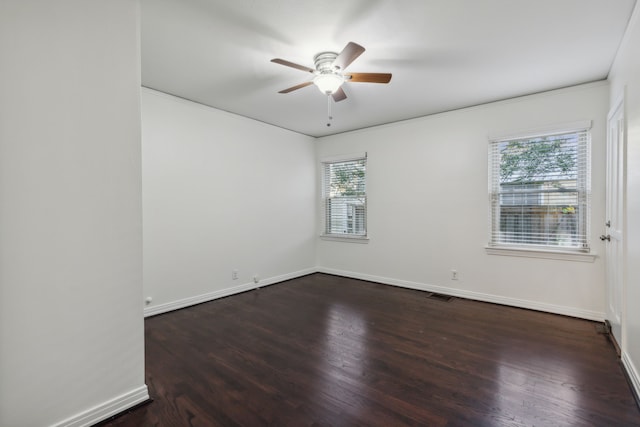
[604,97,625,349]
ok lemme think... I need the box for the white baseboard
[316,267,605,321]
[145,266,605,321]
[144,268,316,317]
[51,385,149,427]
[622,352,640,404]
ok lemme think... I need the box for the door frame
[605,93,626,353]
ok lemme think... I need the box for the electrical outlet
[451,270,458,280]
[232,270,238,280]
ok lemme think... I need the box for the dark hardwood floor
[100,273,640,426]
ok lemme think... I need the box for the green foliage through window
[329,160,366,197]
[500,135,576,184]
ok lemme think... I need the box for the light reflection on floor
[313,303,371,420]
[494,351,581,424]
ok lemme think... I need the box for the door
[604,96,625,349]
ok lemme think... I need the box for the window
[488,125,591,252]
[322,155,367,238]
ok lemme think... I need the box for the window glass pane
[323,158,367,236]
[489,130,590,251]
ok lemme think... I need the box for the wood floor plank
[99,273,640,426]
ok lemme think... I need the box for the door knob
[600,234,611,241]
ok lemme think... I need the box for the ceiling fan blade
[332,42,365,70]
[278,81,314,94]
[271,58,315,73]
[332,87,347,102]
[346,72,392,83]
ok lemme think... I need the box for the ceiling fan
[271,41,392,102]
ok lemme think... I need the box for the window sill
[485,246,597,262]
[320,234,370,244]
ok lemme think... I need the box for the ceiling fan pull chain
[327,94,333,127]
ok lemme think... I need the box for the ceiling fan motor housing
[313,51,339,71]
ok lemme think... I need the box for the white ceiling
[141,0,637,137]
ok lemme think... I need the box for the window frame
[320,153,368,242]
[486,121,595,261]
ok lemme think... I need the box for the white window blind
[489,128,591,251]
[322,156,367,237]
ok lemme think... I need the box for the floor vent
[426,292,454,302]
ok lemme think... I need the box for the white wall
[141,89,316,315]
[0,1,147,427]
[609,2,640,398]
[316,82,609,320]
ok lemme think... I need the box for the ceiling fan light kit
[313,72,344,94]
[312,51,343,94]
